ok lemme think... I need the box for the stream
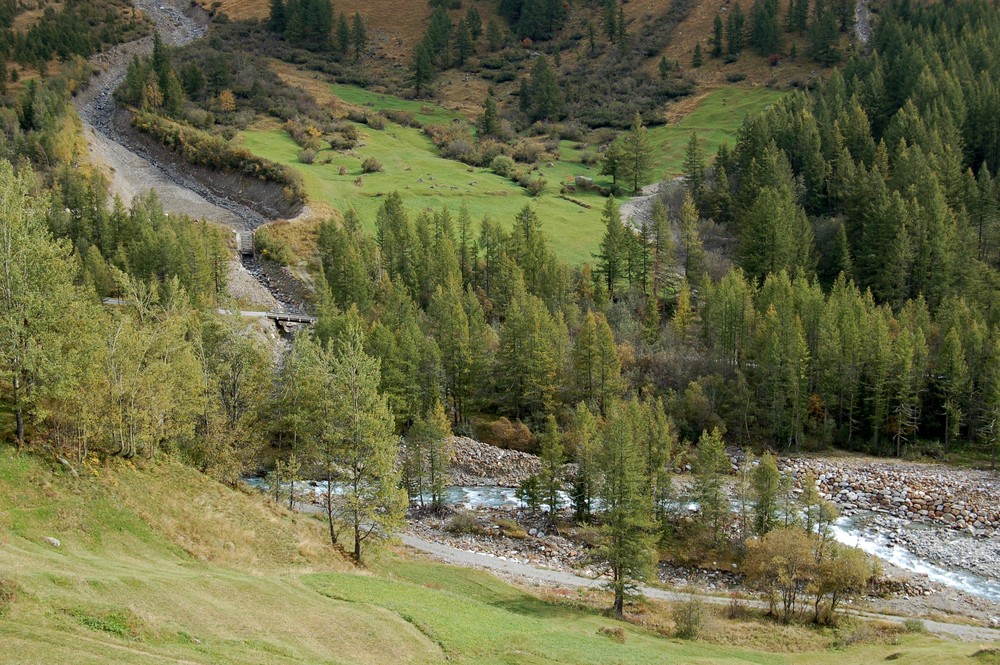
[248,478,1000,603]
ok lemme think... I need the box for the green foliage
[131,111,304,205]
[598,404,656,618]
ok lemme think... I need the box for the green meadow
[0,446,987,664]
[239,85,785,264]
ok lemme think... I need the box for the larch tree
[693,428,730,545]
[409,399,453,510]
[328,327,407,563]
[538,414,564,516]
[568,402,600,522]
[599,404,656,619]
[622,112,653,195]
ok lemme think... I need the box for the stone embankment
[784,457,1000,535]
[449,436,541,487]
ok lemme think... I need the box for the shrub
[254,227,295,265]
[768,53,781,67]
[445,511,483,535]
[902,619,926,633]
[512,140,545,163]
[0,577,17,617]
[383,109,419,127]
[131,111,305,205]
[597,626,626,643]
[442,137,476,162]
[494,518,528,539]
[726,72,748,83]
[489,417,536,452]
[366,113,386,130]
[672,595,704,639]
[580,149,599,166]
[474,139,507,167]
[524,177,546,197]
[298,148,316,164]
[361,157,383,173]
[490,154,516,177]
[346,109,367,123]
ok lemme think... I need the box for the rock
[44,537,61,548]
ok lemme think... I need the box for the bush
[494,518,528,539]
[474,139,507,167]
[725,72,748,83]
[445,511,483,535]
[523,177,546,197]
[902,619,926,633]
[489,417,536,452]
[512,140,545,163]
[672,595,705,639]
[597,626,626,643]
[442,137,475,162]
[361,157,383,173]
[131,111,305,205]
[346,109,367,123]
[490,154,516,177]
[254,227,295,265]
[298,148,316,164]
[383,109,419,127]
[366,113,386,130]
[0,577,17,617]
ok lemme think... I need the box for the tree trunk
[354,521,362,563]
[13,374,24,446]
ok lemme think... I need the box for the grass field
[241,84,782,264]
[0,446,991,664]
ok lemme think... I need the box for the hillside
[0,446,991,664]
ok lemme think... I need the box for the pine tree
[410,400,453,510]
[692,42,703,67]
[538,415,564,516]
[411,44,433,97]
[600,138,626,195]
[683,132,705,203]
[622,112,653,195]
[937,328,968,452]
[487,18,503,51]
[726,2,745,55]
[454,18,473,66]
[569,402,601,522]
[327,328,407,562]
[479,93,500,137]
[528,55,563,121]
[572,310,623,414]
[466,5,482,39]
[268,0,287,33]
[351,12,367,62]
[751,451,780,536]
[336,13,351,55]
[692,428,730,545]
[658,55,671,80]
[809,9,840,66]
[596,197,628,296]
[603,0,618,42]
[599,404,656,618]
[679,192,707,283]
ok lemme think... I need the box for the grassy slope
[240,84,781,264]
[0,446,991,664]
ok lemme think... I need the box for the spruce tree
[411,44,433,97]
[751,452,780,536]
[569,402,600,522]
[596,197,627,295]
[692,42,703,67]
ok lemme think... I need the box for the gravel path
[74,0,296,312]
[399,532,1000,642]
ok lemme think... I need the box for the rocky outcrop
[449,437,541,487]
